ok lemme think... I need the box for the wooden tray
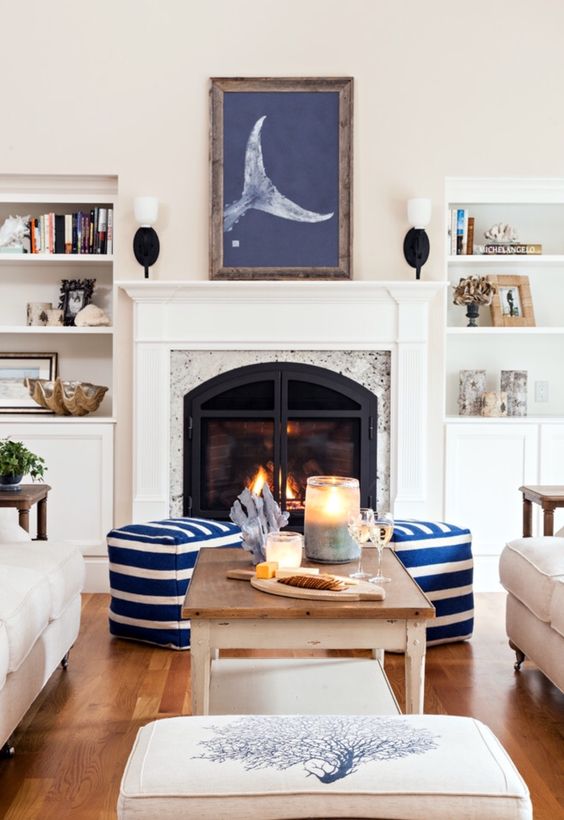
[250,575,385,602]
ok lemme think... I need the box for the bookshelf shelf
[0,325,114,335]
[0,254,113,265]
[447,254,564,266]
[446,326,564,336]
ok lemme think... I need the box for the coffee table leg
[405,621,426,714]
[37,497,48,540]
[18,506,30,533]
[190,621,211,716]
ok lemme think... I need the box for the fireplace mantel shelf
[119,279,446,305]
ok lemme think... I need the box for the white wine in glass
[369,512,394,584]
[347,508,374,580]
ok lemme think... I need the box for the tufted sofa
[499,536,564,693]
[0,540,84,754]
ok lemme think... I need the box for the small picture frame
[488,275,535,327]
[58,278,96,326]
[0,352,58,413]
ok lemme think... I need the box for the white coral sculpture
[484,223,518,243]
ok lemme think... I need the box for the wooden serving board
[250,576,385,602]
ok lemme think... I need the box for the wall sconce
[133,196,160,278]
[403,198,431,280]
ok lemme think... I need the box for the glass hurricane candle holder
[264,531,303,568]
[304,476,360,563]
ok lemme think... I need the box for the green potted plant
[0,438,46,492]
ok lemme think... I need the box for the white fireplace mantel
[120,280,445,522]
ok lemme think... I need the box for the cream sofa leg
[61,652,70,670]
[1,740,15,758]
[509,640,525,671]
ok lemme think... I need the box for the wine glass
[369,511,394,584]
[347,508,374,579]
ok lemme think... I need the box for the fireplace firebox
[183,362,377,526]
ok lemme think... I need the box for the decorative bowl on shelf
[24,377,108,416]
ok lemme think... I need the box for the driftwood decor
[230,484,289,564]
[210,77,353,280]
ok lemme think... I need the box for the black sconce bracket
[133,227,160,279]
[403,228,430,280]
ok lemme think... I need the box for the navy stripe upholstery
[392,519,474,645]
[107,518,242,649]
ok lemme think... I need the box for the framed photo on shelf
[488,275,535,327]
[58,279,96,326]
[210,77,353,280]
[0,352,58,413]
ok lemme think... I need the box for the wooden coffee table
[520,485,564,536]
[0,483,51,540]
[183,547,435,716]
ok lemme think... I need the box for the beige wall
[3,0,564,522]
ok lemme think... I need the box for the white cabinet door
[0,422,113,556]
[540,424,564,535]
[445,423,538,556]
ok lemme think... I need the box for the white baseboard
[84,556,110,592]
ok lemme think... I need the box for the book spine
[65,214,72,253]
[462,210,469,255]
[98,208,107,254]
[107,208,113,255]
[30,218,36,254]
[466,217,474,255]
[456,209,464,255]
[450,209,457,255]
[89,208,95,254]
[54,214,65,254]
[72,212,78,254]
[484,243,542,255]
[40,215,45,253]
[35,220,41,253]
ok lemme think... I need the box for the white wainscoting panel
[540,423,564,535]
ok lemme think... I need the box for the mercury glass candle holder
[304,476,361,563]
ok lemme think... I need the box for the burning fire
[248,464,303,508]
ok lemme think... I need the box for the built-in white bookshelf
[0,174,117,418]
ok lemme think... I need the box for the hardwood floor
[0,592,563,818]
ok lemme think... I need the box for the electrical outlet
[535,381,549,403]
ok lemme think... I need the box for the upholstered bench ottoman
[107,518,242,649]
[118,714,531,819]
[392,519,474,645]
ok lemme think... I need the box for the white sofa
[499,536,564,693]
[0,539,84,755]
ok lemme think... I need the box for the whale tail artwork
[223,115,334,233]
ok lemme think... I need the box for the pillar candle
[304,476,360,564]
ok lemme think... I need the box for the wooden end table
[0,483,51,540]
[183,547,435,716]
[520,485,564,537]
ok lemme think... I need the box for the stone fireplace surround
[122,281,443,523]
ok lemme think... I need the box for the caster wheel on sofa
[1,742,15,759]
[509,641,525,672]
[61,652,70,670]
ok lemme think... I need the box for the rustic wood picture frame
[488,275,535,327]
[210,77,353,280]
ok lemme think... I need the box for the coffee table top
[183,548,435,621]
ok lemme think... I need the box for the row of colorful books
[448,209,542,255]
[28,209,113,255]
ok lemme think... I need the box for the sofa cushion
[118,715,531,820]
[499,538,564,622]
[550,579,564,639]
[0,623,9,689]
[0,541,85,621]
[0,566,51,672]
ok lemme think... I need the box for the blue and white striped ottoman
[392,520,474,646]
[107,518,242,649]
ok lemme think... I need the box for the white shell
[74,304,111,327]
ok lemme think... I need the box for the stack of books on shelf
[448,209,475,255]
[28,208,113,255]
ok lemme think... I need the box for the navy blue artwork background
[222,91,339,268]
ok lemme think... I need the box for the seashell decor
[25,377,108,416]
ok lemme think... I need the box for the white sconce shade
[407,198,432,229]
[134,196,159,227]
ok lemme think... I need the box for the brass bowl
[25,377,108,416]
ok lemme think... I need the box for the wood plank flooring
[0,592,563,818]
